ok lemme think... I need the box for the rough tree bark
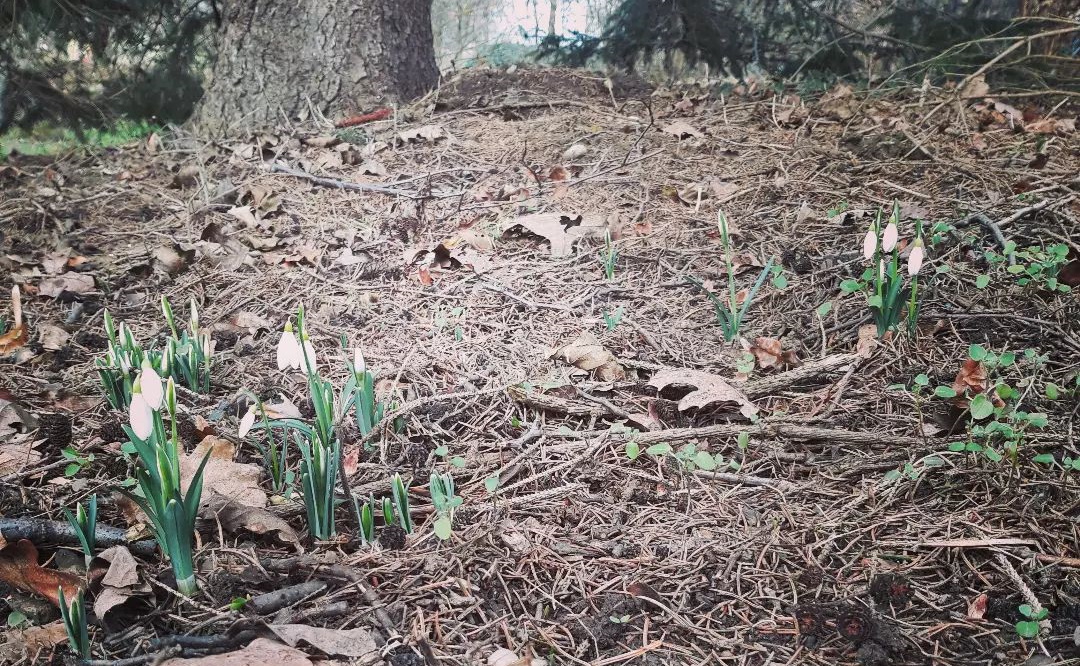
[195,0,438,134]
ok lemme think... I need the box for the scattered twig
[0,517,157,557]
[248,580,327,615]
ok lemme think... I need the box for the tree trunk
[194,0,438,134]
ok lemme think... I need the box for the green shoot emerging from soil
[61,494,97,566]
[429,472,461,540]
[688,210,775,342]
[58,586,89,659]
[97,298,212,409]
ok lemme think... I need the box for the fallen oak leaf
[501,213,607,257]
[0,540,82,606]
[649,368,757,418]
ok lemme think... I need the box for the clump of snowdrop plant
[123,371,209,596]
[243,307,402,542]
[841,201,926,336]
[96,297,212,409]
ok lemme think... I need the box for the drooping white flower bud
[237,407,256,439]
[301,337,317,375]
[908,238,925,276]
[129,379,153,440]
[881,222,899,253]
[139,359,164,411]
[354,347,366,374]
[862,225,876,260]
[276,322,302,371]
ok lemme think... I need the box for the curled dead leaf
[649,368,757,418]
[950,359,1005,410]
[555,333,625,381]
[747,337,799,370]
[203,492,299,546]
[967,592,989,620]
[0,540,82,606]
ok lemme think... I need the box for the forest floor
[1,67,1079,666]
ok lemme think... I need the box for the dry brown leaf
[90,545,146,618]
[502,213,606,257]
[203,492,299,545]
[229,311,272,333]
[38,273,94,298]
[709,180,741,199]
[649,369,757,418]
[268,624,378,660]
[161,638,314,666]
[228,205,259,228]
[153,244,195,275]
[748,337,798,370]
[0,540,82,606]
[661,120,703,138]
[0,434,43,476]
[556,333,625,381]
[488,647,546,666]
[90,546,138,589]
[1026,118,1076,135]
[40,251,70,275]
[397,124,447,143]
[182,436,265,508]
[967,593,989,620]
[0,621,68,662]
[855,324,878,358]
[950,359,1004,410]
[959,75,990,98]
[1059,258,1080,287]
[459,229,494,252]
[562,143,589,161]
[818,83,856,120]
[0,324,27,355]
[37,324,69,351]
[171,165,200,188]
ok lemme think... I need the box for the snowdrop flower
[129,379,154,440]
[354,347,366,374]
[237,407,256,439]
[276,322,302,371]
[908,238,925,276]
[139,359,164,411]
[301,335,317,374]
[881,221,899,253]
[862,224,877,260]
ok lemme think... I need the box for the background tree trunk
[194,0,438,134]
